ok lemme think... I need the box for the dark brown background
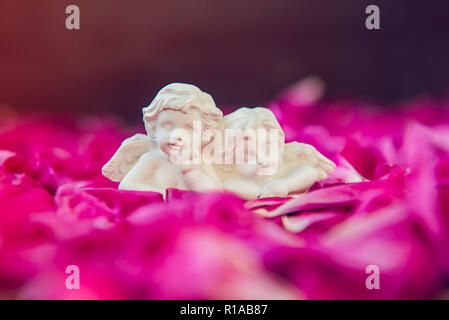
[0,0,448,120]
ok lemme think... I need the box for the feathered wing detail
[102,134,155,182]
[283,142,336,181]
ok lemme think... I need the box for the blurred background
[0,0,448,122]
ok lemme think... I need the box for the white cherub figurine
[102,83,335,200]
[217,107,336,200]
[102,83,223,195]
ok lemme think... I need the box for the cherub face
[154,108,202,156]
[234,124,283,178]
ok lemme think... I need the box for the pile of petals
[1,80,449,299]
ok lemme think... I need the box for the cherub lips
[168,142,183,149]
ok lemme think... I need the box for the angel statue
[102,83,223,196]
[102,83,335,200]
[216,107,336,200]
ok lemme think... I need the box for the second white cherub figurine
[102,83,336,199]
[217,107,335,200]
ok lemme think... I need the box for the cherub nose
[170,135,183,144]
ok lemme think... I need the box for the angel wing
[102,133,155,182]
[283,142,336,181]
